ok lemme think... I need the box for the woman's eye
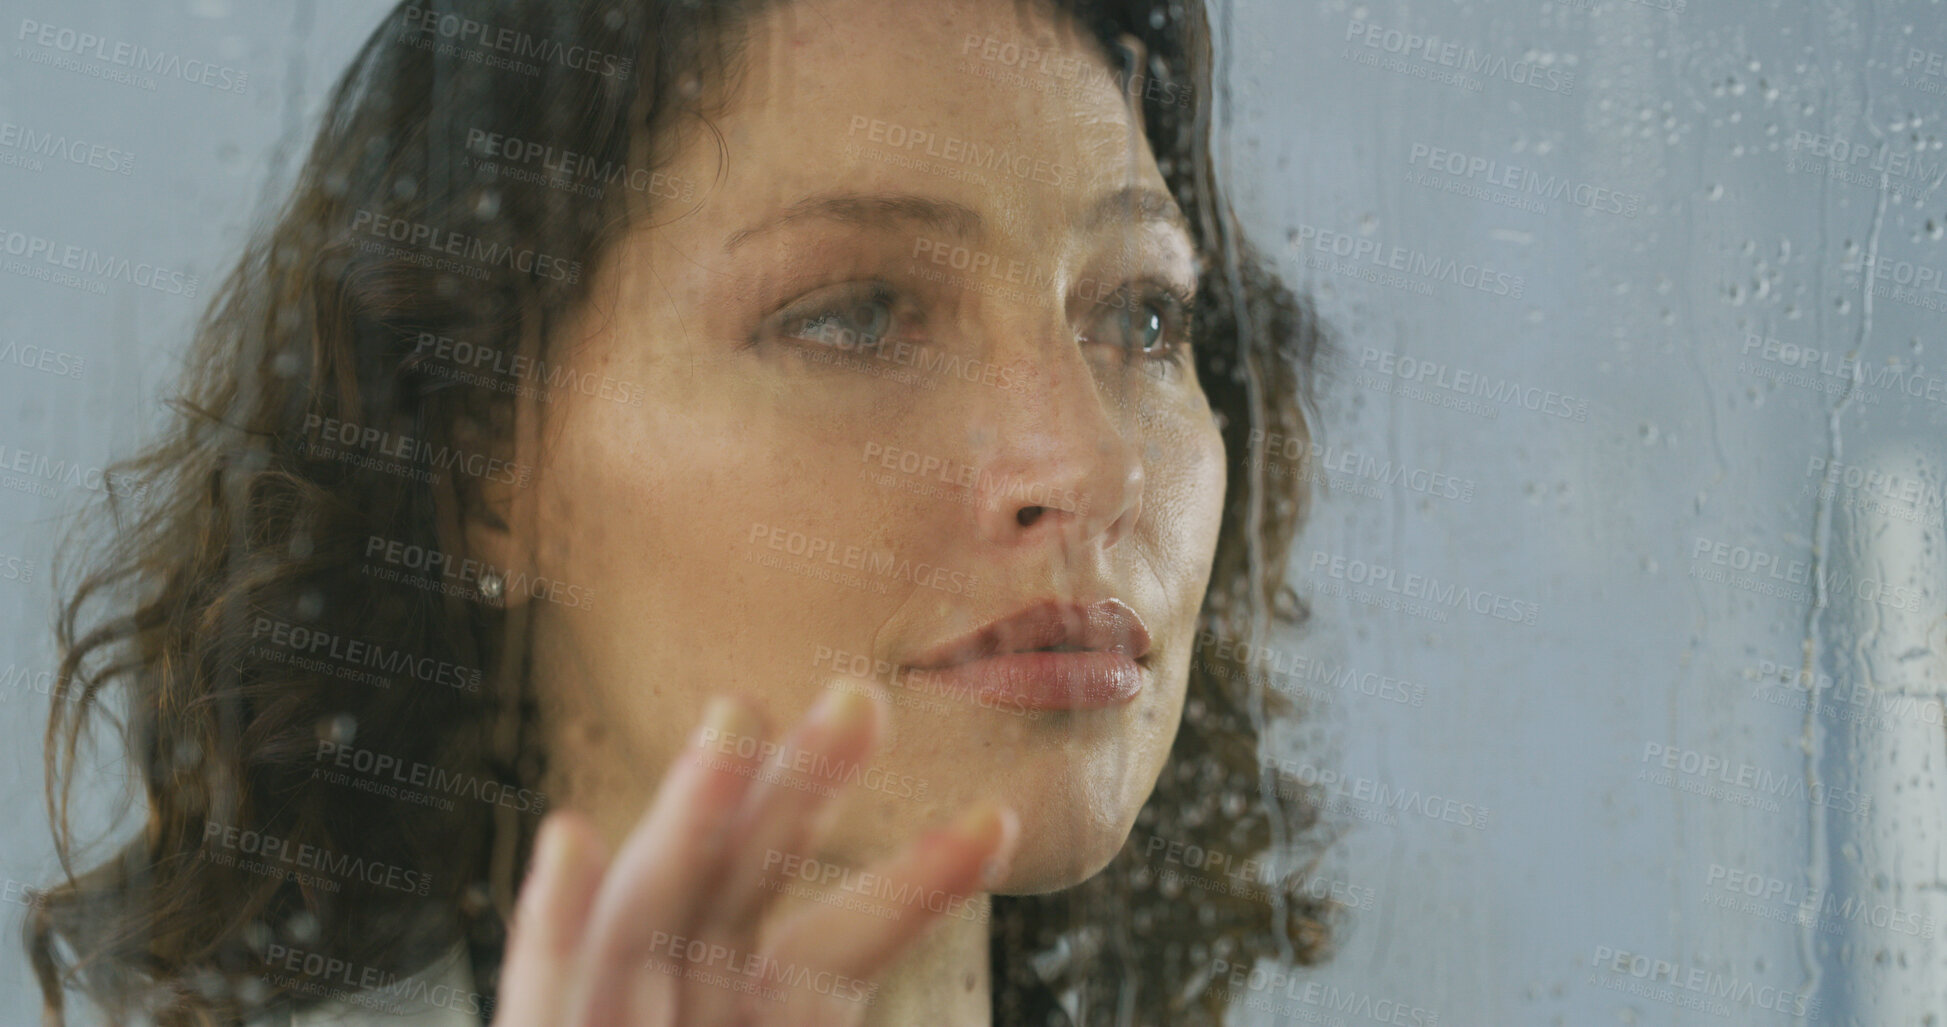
[777,285,898,352]
[1083,284,1192,362]
[1128,304,1168,351]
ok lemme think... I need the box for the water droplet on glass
[286,910,321,944]
[318,713,357,746]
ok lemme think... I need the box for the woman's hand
[492,684,1020,1027]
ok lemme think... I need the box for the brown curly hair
[25,1,1338,1024]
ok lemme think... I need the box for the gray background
[2,0,1943,1024]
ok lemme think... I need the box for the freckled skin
[476,0,1227,896]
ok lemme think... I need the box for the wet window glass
[0,1,1941,1025]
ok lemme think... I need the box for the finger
[703,682,889,939]
[760,800,1020,1022]
[492,811,608,1026]
[566,695,769,1025]
[665,685,883,1027]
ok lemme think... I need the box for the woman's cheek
[1146,394,1228,515]
[1141,405,1229,600]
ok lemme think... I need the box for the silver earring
[479,570,505,601]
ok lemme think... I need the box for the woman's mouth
[905,599,1152,711]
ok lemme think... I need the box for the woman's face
[502,0,1226,893]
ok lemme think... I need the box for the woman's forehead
[744,0,1094,67]
[727,0,1129,130]
[646,0,1165,253]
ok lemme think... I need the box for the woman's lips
[918,651,1145,711]
[906,599,1152,711]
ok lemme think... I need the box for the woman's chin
[988,804,1141,896]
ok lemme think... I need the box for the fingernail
[692,695,758,750]
[979,852,1012,891]
[805,683,877,735]
[948,799,1005,844]
[953,802,1019,889]
[524,818,562,886]
[519,815,578,912]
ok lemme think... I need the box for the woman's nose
[961,332,1146,552]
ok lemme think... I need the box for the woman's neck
[755,879,992,1026]
[851,896,993,1027]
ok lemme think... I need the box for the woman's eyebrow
[724,190,986,252]
[722,186,1189,254]
[1081,185,1191,238]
